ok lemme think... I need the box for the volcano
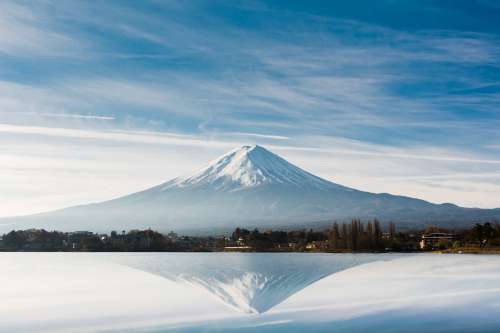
[1,145,499,232]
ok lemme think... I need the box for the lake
[1,253,499,332]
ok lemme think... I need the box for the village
[0,221,498,253]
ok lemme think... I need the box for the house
[305,240,329,250]
[382,232,391,240]
[224,245,253,252]
[305,242,317,250]
[420,233,454,249]
[166,231,178,241]
[236,237,246,246]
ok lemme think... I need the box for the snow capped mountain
[160,145,343,192]
[1,145,499,233]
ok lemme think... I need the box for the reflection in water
[2,253,500,333]
[107,253,400,313]
[104,254,500,333]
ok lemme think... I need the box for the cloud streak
[0,1,499,214]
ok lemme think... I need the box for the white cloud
[0,2,84,57]
[12,112,115,121]
[223,132,290,140]
[1,123,500,218]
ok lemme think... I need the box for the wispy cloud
[223,132,290,140]
[12,112,115,121]
[2,122,500,217]
[0,1,499,214]
[0,2,85,57]
[2,123,499,166]
[0,123,238,149]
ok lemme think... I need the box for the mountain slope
[160,145,346,191]
[1,145,499,232]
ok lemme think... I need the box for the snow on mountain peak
[162,145,337,191]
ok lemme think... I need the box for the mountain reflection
[107,253,400,313]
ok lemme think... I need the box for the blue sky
[1,0,500,216]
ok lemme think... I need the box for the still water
[0,253,499,332]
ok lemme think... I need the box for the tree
[373,219,382,249]
[329,223,339,249]
[473,222,498,247]
[3,230,28,249]
[350,219,360,251]
[366,221,374,249]
[232,228,242,241]
[341,223,349,249]
[389,222,396,240]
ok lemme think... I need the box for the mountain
[1,145,499,233]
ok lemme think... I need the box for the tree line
[0,229,220,252]
[230,219,413,251]
[1,220,499,252]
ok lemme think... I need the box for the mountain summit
[161,145,340,192]
[1,145,499,232]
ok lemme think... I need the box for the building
[166,231,178,241]
[236,237,246,246]
[420,233,454,250]
[305,240,329,250]
[224,245,253,252]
